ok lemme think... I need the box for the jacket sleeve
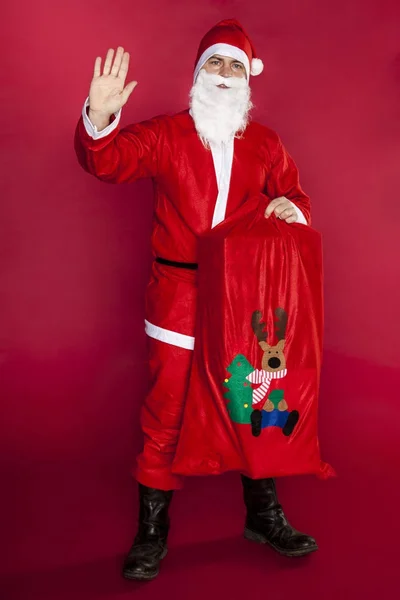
[264,136,311,225]
[74,103,163,184]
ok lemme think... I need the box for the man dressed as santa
[75,19,316,581]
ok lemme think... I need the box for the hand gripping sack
[172,194,335,480]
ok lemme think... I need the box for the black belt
[155,256,198,270]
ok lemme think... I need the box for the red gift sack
[172,194,335,480]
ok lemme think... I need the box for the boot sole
[122,547,168,581]
[244,527,318,558]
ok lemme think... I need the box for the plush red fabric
[74,110,311,268]
[135,337,193,491]
[173,194,335,480]
[193,19,261,72]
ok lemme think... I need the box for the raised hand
[88,47,138,127]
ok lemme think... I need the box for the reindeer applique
[246,308,300,437]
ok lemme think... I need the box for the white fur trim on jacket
[82,97,121,140]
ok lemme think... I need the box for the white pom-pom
[250,58,264,76]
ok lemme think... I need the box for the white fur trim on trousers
[144,320,195,351]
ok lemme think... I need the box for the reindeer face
[259,340,286,372]
[252,308,287,374]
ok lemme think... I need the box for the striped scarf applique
[246,369,288,405]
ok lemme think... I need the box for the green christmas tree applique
[223,354,255,424]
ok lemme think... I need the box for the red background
[1,1,400,598]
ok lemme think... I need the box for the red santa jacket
[74,109,311,342]
[74,109,311,263]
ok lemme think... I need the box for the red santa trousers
[134,261,196,491]
[172,194,335,480]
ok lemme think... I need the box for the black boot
[122,484,173,581]
[241,475,318,557]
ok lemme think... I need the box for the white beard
[189,70,253,146]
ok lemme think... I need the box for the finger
[274,205,291,218]
[285,215,298,224]
[111,46,124,77]
[277,208,294,220]
[264,199,281,217]
[120,81,138,106]
[93,56,101,78]
[103,48,115,76]
[118,52,130,84]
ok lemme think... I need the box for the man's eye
[210,60,220,65]
[233,63,243,69]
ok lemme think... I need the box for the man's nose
[219,64,232,78]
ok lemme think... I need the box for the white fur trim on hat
[194,43,251,82]
[250,58,264,76]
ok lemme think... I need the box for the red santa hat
[193,18,264,82]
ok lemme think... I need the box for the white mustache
[197,71,248,89]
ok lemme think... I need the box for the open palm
[89,46,137,116]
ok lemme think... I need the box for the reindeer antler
[274,308,288,340]
[251,310,268,342]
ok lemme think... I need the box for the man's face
[202,54,247,86]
